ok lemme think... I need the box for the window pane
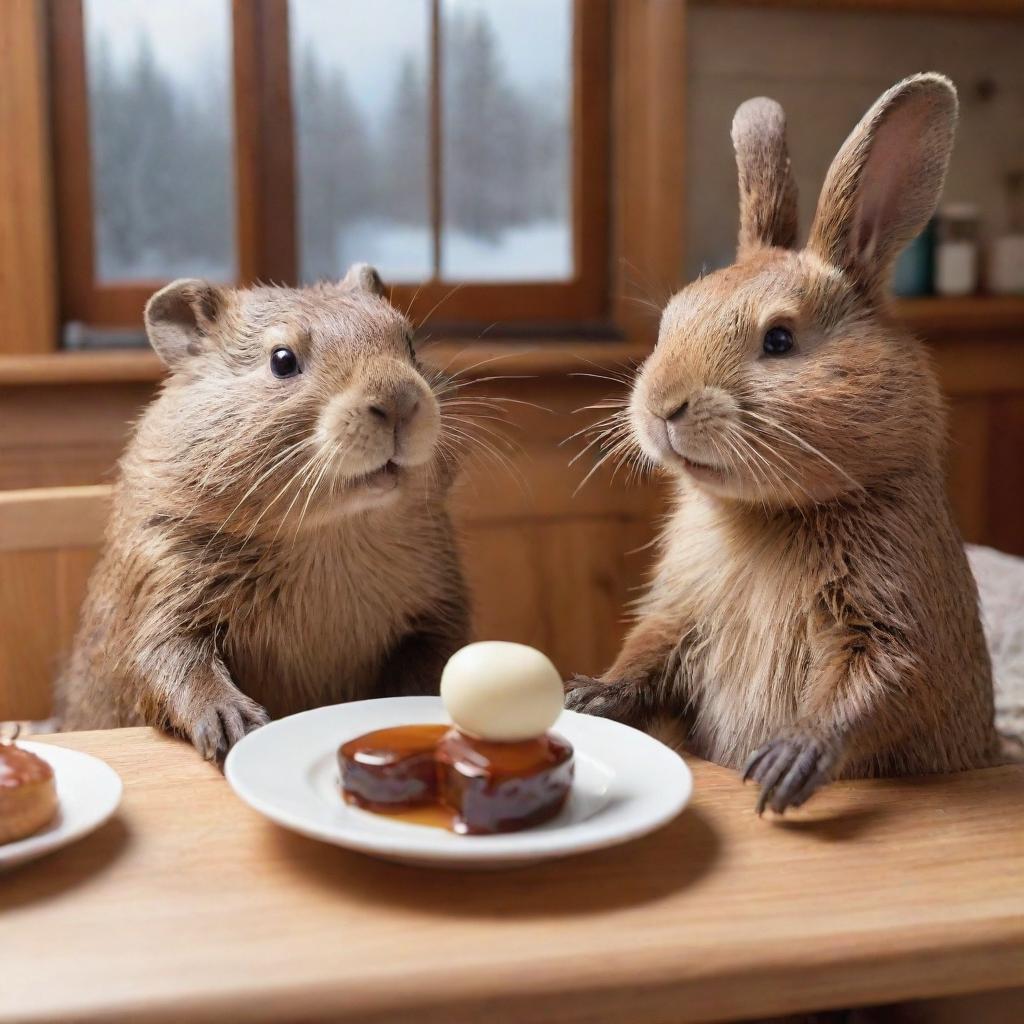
[291,0,432,284]
[83,0,236,283]
[441,0,572,281]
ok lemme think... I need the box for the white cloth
[968,544,1024,756]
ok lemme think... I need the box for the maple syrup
[339,724,573,834]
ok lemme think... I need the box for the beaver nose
[366,389,420,426]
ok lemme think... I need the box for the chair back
[0,485,111,719]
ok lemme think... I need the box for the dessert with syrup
[0,740,59,845]
[339,642,573,834]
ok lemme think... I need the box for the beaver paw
[742,729,839,815]
[565,676,644,726]
[189,695,269,763]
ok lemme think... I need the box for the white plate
[225,696,692,869]
[0,741,123,871]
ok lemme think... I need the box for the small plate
[225,696,692,869]
[0,741,123,871]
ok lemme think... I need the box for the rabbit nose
[666,400,689,422]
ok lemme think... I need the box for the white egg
[440,641,565,742]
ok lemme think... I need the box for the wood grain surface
[2,728,1022,1024]
[0,0,57,354]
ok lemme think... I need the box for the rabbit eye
[763,326,794,356]
[270,347,300,378]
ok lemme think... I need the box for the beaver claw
[190,696,269,763]
[743,729,839,815]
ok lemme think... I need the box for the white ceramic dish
[0,741,123,871]
[225,696,692,869]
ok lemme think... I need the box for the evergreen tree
[294,47,375,281]
[89,31,233,279]
[382,55,430,227]
[442,8,565,240]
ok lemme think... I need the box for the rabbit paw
[188,693,269,763]
[743,728,840,815]
[565,675,645,727]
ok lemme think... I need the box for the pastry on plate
[0,741,58,845]
[339,642,574,834]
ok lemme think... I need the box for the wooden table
[2,729,1022,1024]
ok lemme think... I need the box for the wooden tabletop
[2,728,1022,1024]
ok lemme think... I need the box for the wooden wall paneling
[693,1,1024,15]
[448,376,648,524]
[946,397,991,545]
[0,546,101,721]
[536,516,651,676]
[460,521,549,649]
[0,382,152,490]
[988,395,1024,556]
[934,335,1024,556]
[932,337,1024,398]
[611,0,687,344]
[0,550,60,719]
[0,0,58,353]
[449,374,666,676]
[0,485,108,719]
[460,513,661,680]
[0,444,117,493]
[55,546,101,668]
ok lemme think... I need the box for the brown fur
[567,75,998,812]
[58,265,469,760]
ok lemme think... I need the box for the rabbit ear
[807,73,957,294]
[732,97,799,254]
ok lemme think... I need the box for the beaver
[59,264,470,760]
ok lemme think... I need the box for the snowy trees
[294,46,377,281]
[89,34,234,280]
[87,6,567,282]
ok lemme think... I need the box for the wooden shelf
[895,296,1024,337]
[693,0,1024,15]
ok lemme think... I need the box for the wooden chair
[0,485,112,720]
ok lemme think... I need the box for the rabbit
[566,74,998,814]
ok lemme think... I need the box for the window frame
[49,0,611,334]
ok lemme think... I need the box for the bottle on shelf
[934,203,980,297]
[989,171,1024,296]
[893,219,935,297]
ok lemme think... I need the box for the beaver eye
[762,326,794,356]
[270,347,300,378]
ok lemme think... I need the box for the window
[50,0,609,337]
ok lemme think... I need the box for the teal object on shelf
[892,219,935,296]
